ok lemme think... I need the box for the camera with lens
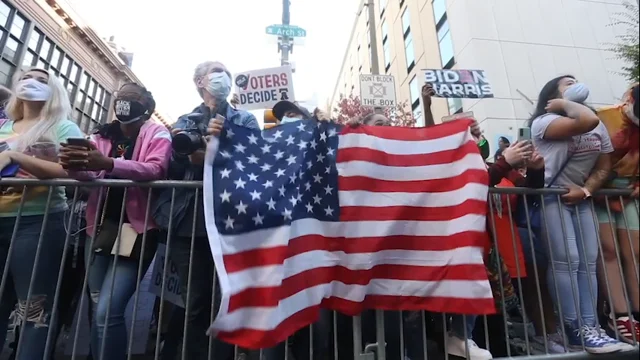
[172,118,206,156]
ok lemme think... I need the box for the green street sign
[266,24,307,38]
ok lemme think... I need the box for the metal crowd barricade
[0,178,638,360]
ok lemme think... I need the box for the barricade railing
[0,178,637,360]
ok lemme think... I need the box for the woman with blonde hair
[0,67,83,359]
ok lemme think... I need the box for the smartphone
[66,137,91,148]
[517,127,531,142]
[0,163,19,177]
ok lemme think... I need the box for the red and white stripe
[203,120,494,349]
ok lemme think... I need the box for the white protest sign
[423,69,494,99]
[148,243,185,308]
[359,74,396,107]
[233,66,295,111]
[441,111,475,123]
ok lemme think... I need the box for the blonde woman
[0,67,82,359]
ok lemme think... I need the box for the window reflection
[438,26,454,67]
[10,14,25,39]
[0,2,9,27]
[409,76,419,108]
[404,32,414,69]
[433,0,446,25]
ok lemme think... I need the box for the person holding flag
[153,61,259,360]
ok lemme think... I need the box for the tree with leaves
[609,1,639,83]
[332,93,416,126]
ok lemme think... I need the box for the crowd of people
[0,61,637,360]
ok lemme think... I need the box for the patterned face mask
[114,99,148,124]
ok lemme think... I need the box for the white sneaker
[446,334,493,359]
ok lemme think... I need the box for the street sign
[266,24,307,38]
[359,74,397,108]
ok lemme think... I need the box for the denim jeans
[171,235,234,360]
[85,233,157,360]
[543,197,599,327]
[0,212,66,360]
[451,314,477,340]
[263,309,331,360]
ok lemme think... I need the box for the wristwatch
[581,187,592,199]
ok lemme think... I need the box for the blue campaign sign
[266,24,307,38]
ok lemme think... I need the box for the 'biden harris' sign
[423,69,494,99]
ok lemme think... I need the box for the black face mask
[114,99,148,124]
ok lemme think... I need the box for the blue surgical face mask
[280,116,301,124]
[206,72,231,100]
[563,83,590,103]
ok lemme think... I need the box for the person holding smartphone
[0,67,83,359]
[59,83,171,360]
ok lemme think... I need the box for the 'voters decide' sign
[423,69,494,99]
[234,66,295,111]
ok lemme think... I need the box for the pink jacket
[69,121,172,237]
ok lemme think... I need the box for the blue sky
[69,0,359,124]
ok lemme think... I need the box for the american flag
[203,119,494,349]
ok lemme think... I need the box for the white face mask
[206,72,231,100]
[624,103,639,126]
[280,116,302,124]
[563,83,590,103]
[16,78,51,102]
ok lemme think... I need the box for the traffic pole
[366,0,380,76]
[281,0,291,66]
[364,0,383,113]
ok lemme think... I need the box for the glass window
[401,8,410,35]
[66,82,76,99]
[379,0,387,13]
[438,22,454,67]
[10,15,25,39]
[447,97,463,114]
[0,59,13,86]
[88,79,97,97]
[83,97,92,113]
[81,115,91,133]
[381,20,388,41]
[91,101,100,119]
[433,0,446,25]
[29,30,41,50]
[101,108,108,123]
[74,109,82,122]
[79,72,88,91]
[404,32,414,68]
[61,56,71,75]
[0,2,10,27]
[75,92,84,109]
[383,41,391,69]
[96,86,104,104]
[2,37,19,62]
[70,63,79,82]
[90,118,101,131]
[413,108,423,126]
[437,21,449,41]
[22,51,34,68]
[50,47,61,68]
[409,76,419,107]
[36,58,46,69]
[102,92,111,107]
[40,40,52,59]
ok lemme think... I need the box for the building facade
[330,0,632,150]
[0,0,168,133]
